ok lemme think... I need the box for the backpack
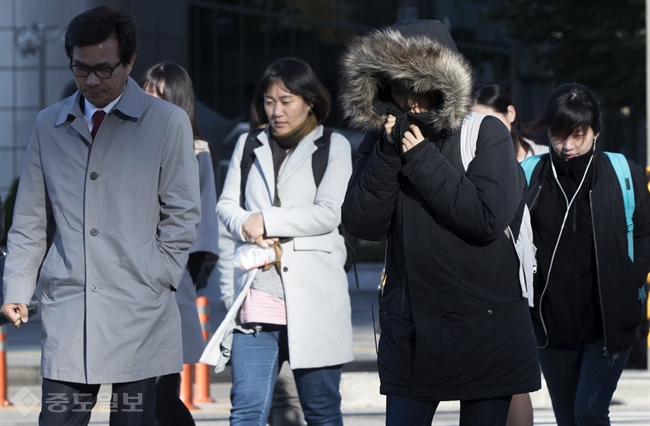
[239,129,359,286]
[460,112,537,307]
[520,152,635,262]
[521,151,648,303]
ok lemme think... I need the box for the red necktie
[91,110,107,139]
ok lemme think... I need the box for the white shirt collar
[83,89,125,132]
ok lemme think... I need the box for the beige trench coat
[3,77,201,384]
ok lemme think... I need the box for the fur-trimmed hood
[339,20,474,132]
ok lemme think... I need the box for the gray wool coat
[3,77,201,384]
[201,126,354,371]
[175,140,219,363]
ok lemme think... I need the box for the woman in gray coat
[141,62,220,426]
[202,57,354,425]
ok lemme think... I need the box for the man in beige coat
[1,6,200,425]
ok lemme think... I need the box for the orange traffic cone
[0,325,9,406]
[179,363,197,410]
[193,296,214,404]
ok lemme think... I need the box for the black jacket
[526,151,650,354]
[340,20,540,401]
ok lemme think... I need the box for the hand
[2,303,28,328]
[402,124,425,152]
[255,236,279,249]
[384,114,397,144]
[242,212,266,243]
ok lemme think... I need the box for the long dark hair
[139,62,203,140]
[530,83,602,141]
[473,84,529,151]
[250,57,330,127]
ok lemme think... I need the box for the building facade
[1,0,645,202]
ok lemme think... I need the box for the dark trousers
[386,393,512,426]
[155,373,196,426]
[39,377,156,426]
[538,338,631,426]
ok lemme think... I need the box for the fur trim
[339,27,473,132]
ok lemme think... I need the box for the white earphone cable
[537,137,597,349]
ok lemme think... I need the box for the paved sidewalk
[1,370,648,425]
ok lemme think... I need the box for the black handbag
[0,250,39,326]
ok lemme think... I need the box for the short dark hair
[473,83,528,150]
[250,57,330,127]
[139,62,202,140]
[65,6,138,65]
[531,83,602,140]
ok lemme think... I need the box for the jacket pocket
[377,280,411,365]
[608,264,644,331]
[293,234,332,253]
[138,239,177,296]
[441,277,517,319]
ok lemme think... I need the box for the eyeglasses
[69,60,123,79]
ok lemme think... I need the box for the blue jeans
[538,338,631,426]
[230,326,343,426]
[386,393,511,426]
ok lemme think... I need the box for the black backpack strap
[240,128,264,208]
[311,130,333,187]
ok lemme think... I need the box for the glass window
[189,0,399,126]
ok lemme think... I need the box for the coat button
[90,228,98,236]
[283,267,288,272]
[90,172,98,180]
[91,285,98,292]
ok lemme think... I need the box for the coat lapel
[253,130,276,201]
[56,92,93,144]
[277,126,322,190]
[87,78,143,167]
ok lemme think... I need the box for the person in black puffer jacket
[523,83,650,426]
[339,20,540,425]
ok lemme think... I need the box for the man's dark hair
[65,6,138,65]
[250,57,330,127]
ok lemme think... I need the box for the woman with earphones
[523,83,650,426]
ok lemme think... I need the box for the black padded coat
[339,20,541,401]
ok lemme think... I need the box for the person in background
[472,83,548,162]
[202,56,353,425]
[2,6,200,425]
[522,82,650,426]
[140,62,219,426]
[472,84,547,426]
[339,20,540,426]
